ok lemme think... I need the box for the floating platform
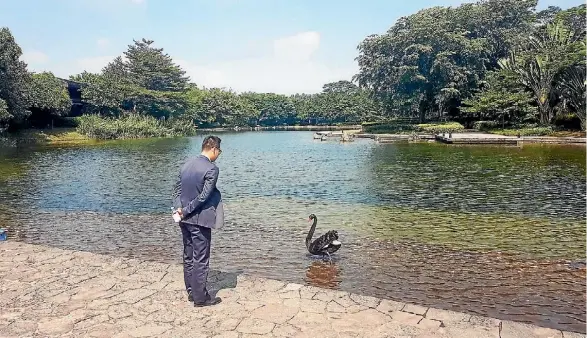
[314,130,360,141]
[317,131,585,145]
[435,133,586,145]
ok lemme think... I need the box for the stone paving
[0,241,584,338]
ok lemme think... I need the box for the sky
[1,0,583,95]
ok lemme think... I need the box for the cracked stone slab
[37,316,76,335]
[391,310,423,326]
[280,283,303,292]
[211,332,239,338]
[236,317,275,334]
[251,303,299,324]
[426,308,471,324]
[109,289,157,304]
[350,294,381,308]
[332,309,391,331]
[562,332,586,338]
[278,290,300,299]
[501,321,564,338]
[1,242,583,338]
[326,300,347,313]
[469,315,501,327]
[437,323,500,338]
[272,323,301,337]
[333,294,355,308]
[84,323,122,338]
[376,299,405,314]
[299,286,320,300]
[125,323,173,337]
[402,303,428,315]
[299,299,327,314]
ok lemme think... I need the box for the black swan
[306,214,341,261]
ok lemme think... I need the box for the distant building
[57,78,84,116]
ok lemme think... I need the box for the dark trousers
[179,222,212,303]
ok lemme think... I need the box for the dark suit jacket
[172,155,222,228]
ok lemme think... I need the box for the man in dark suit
[172,135,223,307]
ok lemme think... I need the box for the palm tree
[557,65,586,130]
[498,22,583,124]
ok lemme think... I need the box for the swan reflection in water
[305,260,341,289]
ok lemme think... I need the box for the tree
[536,6,561,27]
[29,72,71,115]
[291,93,323,124]
[499,22,585,124]
[181,86,205,123]
[457,0,537,67]
[240,92,297,126]
[354,0,540,123]
[0,99,9,125]
[26,72,72,127]
[122,39,189,92]
[198,88,255,127]
[462,70,536,126]
[318,81,382,123]
[354,5,489,122]
[322,80,359,94]
[69,72,128,116]
[71,39,192,119]
[0,27,32,128]
[557,65,586,130]
[553,5,586,39]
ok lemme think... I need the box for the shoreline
[0,241,584,337]
[197,125,363,132]
[2,127,585,146]
[356,132,586,145]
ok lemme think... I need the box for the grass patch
[362,123,417,134]
[43,130,92,144]
[6,128,94,146]
[550,130,586,138]
[416,122,464,134]
[488,127,554,137]
[76,114,197,140]
[362,121,464,134]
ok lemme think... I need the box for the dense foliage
[0,28,72,130]
[76,114,196,140]
[0,1,585,138]
[355,1,586,129]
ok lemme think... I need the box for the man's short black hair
[202,135,221,151]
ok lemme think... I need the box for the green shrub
[553,113,582,130]
[165,117,198,137]
[362,121,464,134]
[361,121,380,126]
[76,114,196,140]
[489,126,554,136]
[52,116,80,128]
[416,122,464,134]
[473,121,500,131]
[362,123,417,134]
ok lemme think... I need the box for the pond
[0,131,585,332]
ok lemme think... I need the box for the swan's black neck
[306,217,317,248]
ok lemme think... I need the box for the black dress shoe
[188,294,193,302]
[194,297,222,307]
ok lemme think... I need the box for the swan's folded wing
[310,231,339,252]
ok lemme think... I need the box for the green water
[0,131,585,331]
